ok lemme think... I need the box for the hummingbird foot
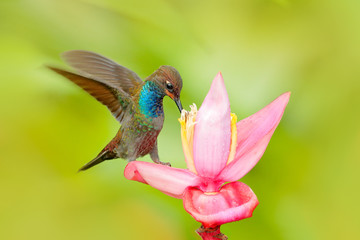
[153,159,171,167]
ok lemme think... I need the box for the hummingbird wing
[48,66,132,122]
[61,50,143,98]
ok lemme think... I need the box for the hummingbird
[48,50,183,171]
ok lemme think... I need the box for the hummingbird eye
[166,81,174,92]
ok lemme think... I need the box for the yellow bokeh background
[1,0,359,239]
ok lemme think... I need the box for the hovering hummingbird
[48,50,183,171]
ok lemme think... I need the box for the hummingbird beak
[175,98,183,113]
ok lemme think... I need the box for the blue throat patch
[139,81,164,118]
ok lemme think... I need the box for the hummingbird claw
[153,159,171,167]
[161,161,171,167]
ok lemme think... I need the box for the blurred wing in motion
[61,50,143,97]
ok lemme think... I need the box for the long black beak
[175,98,183,113]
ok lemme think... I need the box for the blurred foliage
[1,0,360,239]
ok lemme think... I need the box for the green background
[1,0,359,239]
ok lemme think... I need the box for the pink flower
[125,72,290,228]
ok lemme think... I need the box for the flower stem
[196,225,228,240]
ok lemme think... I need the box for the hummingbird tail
[78,149,116,171]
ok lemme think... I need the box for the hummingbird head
[151,65,183,112]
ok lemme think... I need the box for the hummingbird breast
[133,112,164,157]
[136,127,161,156]
[115,82,165,161]
[117,113,164,160]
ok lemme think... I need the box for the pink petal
[193,72,231,178]
[183,181,259,228]
[219,92,290,182]
[124,161,201,198]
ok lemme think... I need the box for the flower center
[179,104,198,174]
[204,192,218,195]
[179,105,238,173]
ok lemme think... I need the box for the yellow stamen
[178,104,198,174]
[226,113,238,165]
